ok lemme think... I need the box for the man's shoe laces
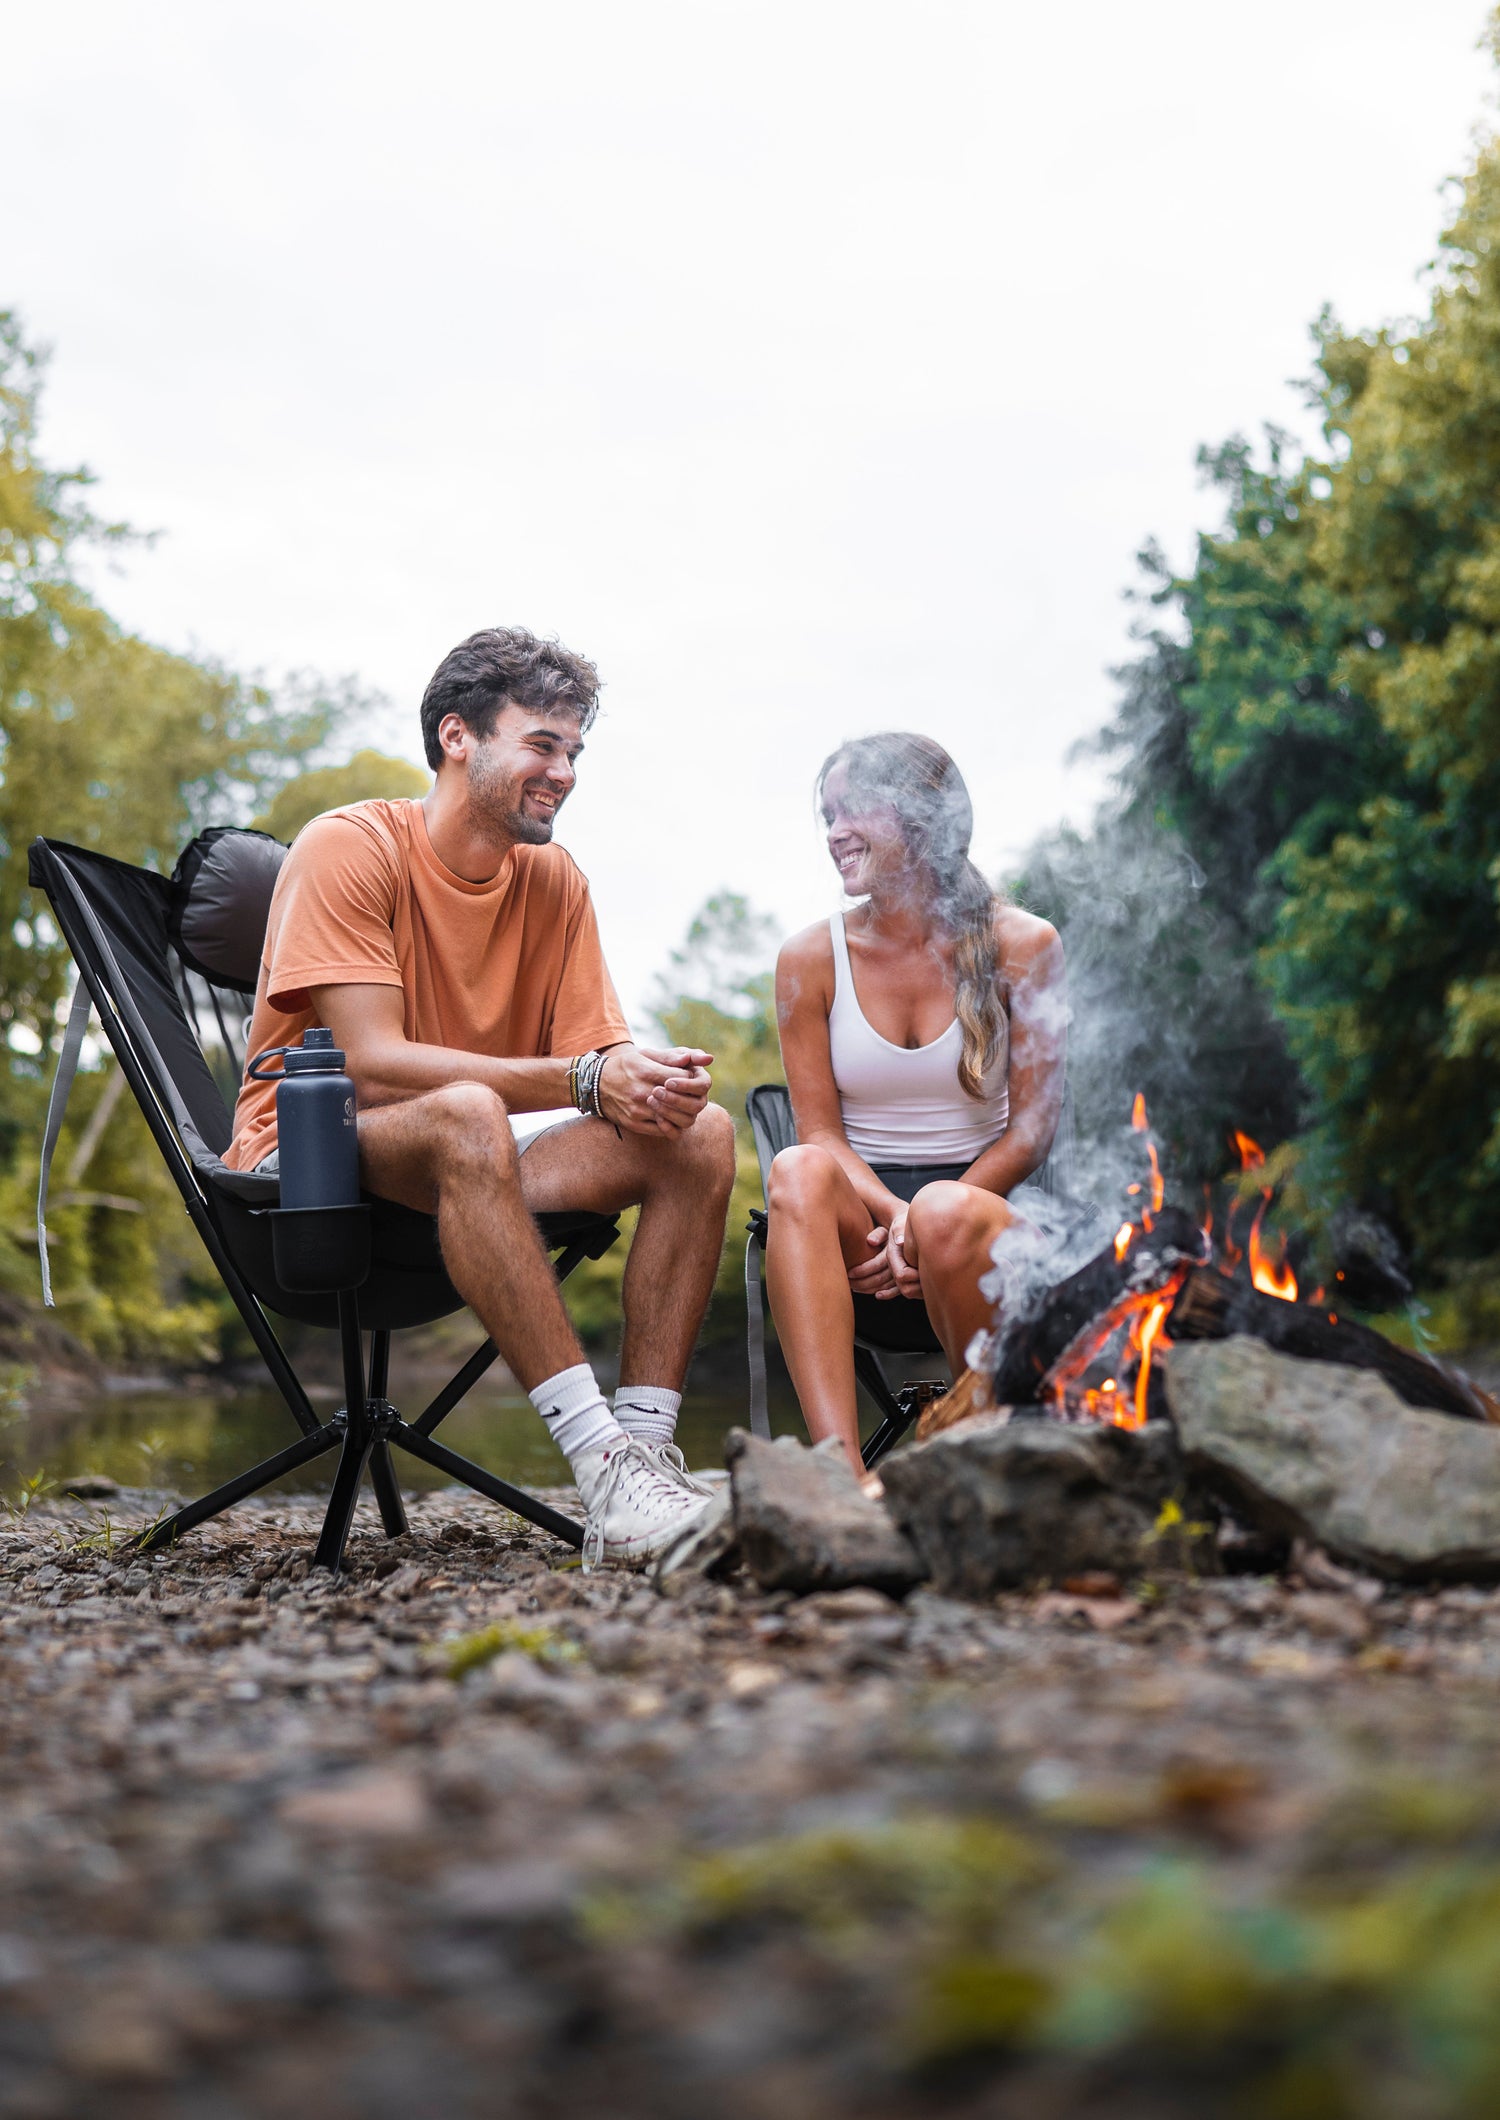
[580,1441,691,1568]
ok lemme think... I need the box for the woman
[767,732,1066,1471]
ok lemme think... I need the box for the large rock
[879,1412,1187,1598]
[723,1430,925,1596]
[1165,1335,1500,1581]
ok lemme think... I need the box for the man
[225,627,736,1567]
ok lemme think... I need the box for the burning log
[978,1207,1498,1434]
[989,1205,1206,1412]
[1168,1269,1500,1426]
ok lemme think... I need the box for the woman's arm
[960,909,1067,1197]
[776,926,906,1293]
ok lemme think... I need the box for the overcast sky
[8,0,1495,1020]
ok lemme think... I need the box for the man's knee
[425,1083,517,1179]
[688,1100,737,1187]
[767,1142,840,1215]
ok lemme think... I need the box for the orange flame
[1248,1196,1297,1302]
[1129,1293,1173,1427]
[1046,1268,1188,1430]
[1233,1130,1265,1172]
[1113,1222,1133,1262]
[1128,1095,1163,1228]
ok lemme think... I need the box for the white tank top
[827,914,1010,1165]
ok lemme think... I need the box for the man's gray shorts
[252,1105,584,1178]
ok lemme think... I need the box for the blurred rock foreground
[6,1483,1500,2116]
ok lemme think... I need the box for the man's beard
[466,746,554,846]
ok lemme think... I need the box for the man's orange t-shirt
[224,799,631,1170]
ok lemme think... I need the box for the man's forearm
[337,1036,576,1115]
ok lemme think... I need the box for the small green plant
[5,1470,55,1522]
[69,1510,116,1557]
[442,1619,581,1679]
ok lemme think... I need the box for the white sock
[613,1384,682,1449]
[529,1364,626,1465]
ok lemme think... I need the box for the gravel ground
[4,1486,1500,2116]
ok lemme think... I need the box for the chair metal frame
[30,836,621,1572]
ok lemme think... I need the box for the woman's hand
[885,1205,923,1299]
[847,1224,899,1298]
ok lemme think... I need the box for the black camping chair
[28,830,621,1572]
[743,1080,1081,1469]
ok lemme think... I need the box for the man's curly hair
[418,627,600,770]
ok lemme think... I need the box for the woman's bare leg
[764,1146,881,1472]
[904,1181,1021,1375]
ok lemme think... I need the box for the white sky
[8,0,1495,1021]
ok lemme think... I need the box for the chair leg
[862,1377,949,1472]
[312,1417,375,1573]
[131,1425,343,1553]
[387,1419,585,1550]
[367,1435,408,1537]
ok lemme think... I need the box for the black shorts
[849,1161,968,1353]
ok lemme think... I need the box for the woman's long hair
[817,732,1003,1102]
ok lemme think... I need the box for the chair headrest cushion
[168,827,287,994]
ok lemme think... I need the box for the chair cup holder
[270,1204,371,1293]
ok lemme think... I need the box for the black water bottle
[275,1028,359,1210]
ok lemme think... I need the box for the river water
[0,1370,812,1500]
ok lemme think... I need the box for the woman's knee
[767,1143,842,1216]
[907,1180,999,1265]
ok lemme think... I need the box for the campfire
[929,1099,1500,1441]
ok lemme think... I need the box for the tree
[1015,431,1385,1201]
[253,748,428,844]
[0,312,377,1355]
[1263,91,1500,1266]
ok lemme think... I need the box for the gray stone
[653,1488,739,1587]
[723,1430,925,1596]
[1166,1335,1500,1581]
[879,1412,1185,1598]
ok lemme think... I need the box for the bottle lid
[284,1030,347,1073]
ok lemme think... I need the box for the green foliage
[0,311,382,1359]
[1022,49,1500,1288]
[252,747,428,844]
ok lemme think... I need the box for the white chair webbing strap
[36,979,94,1308]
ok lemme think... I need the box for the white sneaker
[651,1442,717,1497]
[573,1440,719,1572]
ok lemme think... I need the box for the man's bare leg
[356,1083,585,1390]
[355,1082,730,1567]
[519,1101,737,1389]
[763,1144,883,1473]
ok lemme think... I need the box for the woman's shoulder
[776,918,837,1009]
[778,916,836,970]
[994,902,1063,978]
